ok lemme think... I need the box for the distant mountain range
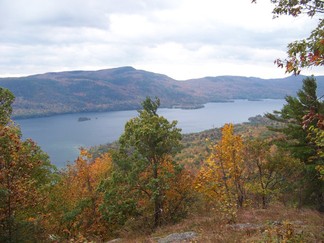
[0,66,323,118]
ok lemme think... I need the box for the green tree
[266,76,324,207]
[112,97,182,228]
[266,76,323,162]
[253,1,324,187]
[0,88,14,125]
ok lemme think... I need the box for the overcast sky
[0,0,322,79]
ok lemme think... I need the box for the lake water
[14,99,285,168]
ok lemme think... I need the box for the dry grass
[115,204,324,242]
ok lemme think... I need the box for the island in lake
[172,104,205,110]
[78,117,91,122]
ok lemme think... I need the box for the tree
[268,0,324,17]
[196,123,245,222]
[244,139,304,208]
[244,139,272,208]
[254,1,324,186]
[48,149,113,240]
[114,97,182,228]
[266,76,324,207]
[0,88,14,125]
[266,76,323,162]
[0,123,56,242]
[303,101,324,182]
[307,122,324,181]
[160,163,195,223]
[252,0,324,74]
[0,89,56,242]
[98,161,138,233]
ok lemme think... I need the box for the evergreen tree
[266,76,323,162]
[266,76,324,208]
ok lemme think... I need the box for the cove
[14,99,285,168]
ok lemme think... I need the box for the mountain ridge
[0,66,323,118]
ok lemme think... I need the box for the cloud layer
[0,0,321,79]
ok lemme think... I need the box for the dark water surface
[15,99,285,168]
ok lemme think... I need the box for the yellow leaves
[286,60,296,73]
[315,165,324,181]
[91,153,112,179]
[64,149,113,201]
[214,124,244,162]
[26,217,36,222]
[79,148,91,158]
[195,181,203,189]
[195,123,245,222]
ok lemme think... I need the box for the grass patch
[115,204,323,242]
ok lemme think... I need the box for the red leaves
[302,107,324,130]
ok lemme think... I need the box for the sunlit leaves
[196,123,245,222]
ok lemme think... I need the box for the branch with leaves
[252,0,324,74]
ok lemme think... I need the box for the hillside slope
[0,66,323,118]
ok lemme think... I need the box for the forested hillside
[2,0,324,241]
[1,78,323,242]
[1,66,324,118]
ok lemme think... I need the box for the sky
[0,0,322,80]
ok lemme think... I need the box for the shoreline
[13,99,282,120]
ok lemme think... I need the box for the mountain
[0,66,323,118]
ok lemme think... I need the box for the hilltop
[0,66,323,118]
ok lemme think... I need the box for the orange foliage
[130,156,195,224]
[53,149,113,240]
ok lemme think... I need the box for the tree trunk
[153,159,161,228]
[262,194,267,209]
[154,196,161,228]
[6,171,13,243]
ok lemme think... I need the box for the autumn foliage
[0,123,55,242]
[0,86,322,241]
[48,149,113,240]
[0,2,323,241]
[42,98,195,241]
[195,124,245,222]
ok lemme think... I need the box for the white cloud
[0,0,322,79]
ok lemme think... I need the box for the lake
[14,99,285,168]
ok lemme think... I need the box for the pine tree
[266,76,324,207]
